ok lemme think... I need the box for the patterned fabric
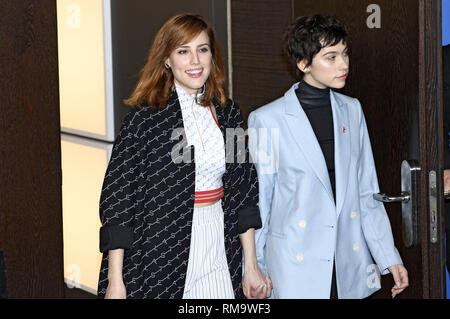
[97,89,261,299]
[175,84,226,203]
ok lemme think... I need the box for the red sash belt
[194,186,224,204]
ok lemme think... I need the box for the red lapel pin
[343,127,346,133]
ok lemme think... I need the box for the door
[232,0,446,298]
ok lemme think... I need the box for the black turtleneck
[295,81,336,201]
[295,80,338,299]
[296,80,331,105]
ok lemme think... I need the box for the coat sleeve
[248,111,277,275]
[355,99,403,275]
[229,100,262,234]
[99,109,140,252]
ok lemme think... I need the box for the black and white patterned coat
[97,90,261,299]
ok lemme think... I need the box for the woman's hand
[105,280,126,299]
[242,264,272,299]
[239,228,272,298]
[388,264,409,298]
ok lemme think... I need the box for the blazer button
[298,220,307,228]
[353,244,360,252]
[296,253,304,262]
[351,211,358,219]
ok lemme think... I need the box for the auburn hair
[124,13,227,108]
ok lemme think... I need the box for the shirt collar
[175,83,205,106]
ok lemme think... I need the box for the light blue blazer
[248,83,403,299]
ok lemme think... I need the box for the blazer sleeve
[355,99,403,275]
[248,111,277,275]
[443,45,450,169]
[98,108,140,252]
[229,100,262,234]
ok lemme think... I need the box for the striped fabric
[195,186,224,203]
[182,200,234,299]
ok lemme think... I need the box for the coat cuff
[376,248,403,275]
[238,207,262,234]
[99,225,134,252]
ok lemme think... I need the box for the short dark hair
[283,15,348,78]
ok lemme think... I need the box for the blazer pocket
[268,230,285,239]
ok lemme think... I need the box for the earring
[165,63,170,69]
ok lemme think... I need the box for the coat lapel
[283,83,334,204]
[165,89,194,163]
[330,91,350,218]
[212,98,232,188]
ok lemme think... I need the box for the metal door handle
[373,192,410,203]
[373,160,420,248]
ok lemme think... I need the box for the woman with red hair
[97,13,270,299]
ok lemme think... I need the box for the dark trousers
[330,258,338,299]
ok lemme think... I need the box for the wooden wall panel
[0,0,64,298]
[231,0,295,122]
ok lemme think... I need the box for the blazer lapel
[330,91,350,218]
[283,83,334,204]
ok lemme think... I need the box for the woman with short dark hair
[249,14,409,299]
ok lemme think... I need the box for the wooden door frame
[420,0,446,299]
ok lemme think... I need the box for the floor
[65,286,97,299]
